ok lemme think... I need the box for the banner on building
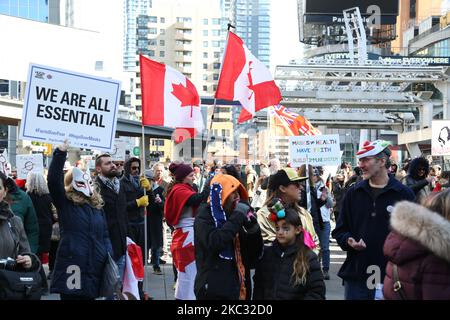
[289,134,341,167]
[432,120,450,156]
[19,63,121,152]
[16,154,44,179]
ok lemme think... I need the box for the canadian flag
[215,32,282,123]
[122,237,144,300]
[139,55,204,143]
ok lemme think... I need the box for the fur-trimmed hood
[388,201,450,263]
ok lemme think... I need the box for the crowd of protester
[1,138,449,300]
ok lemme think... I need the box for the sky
[270,0,305,71]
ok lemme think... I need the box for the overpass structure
[274,62,450,156]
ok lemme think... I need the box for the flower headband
[268,198,286,222]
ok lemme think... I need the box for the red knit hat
[169,163,194,181]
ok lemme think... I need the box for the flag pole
[139,53,149,300]
[202,23,235,168]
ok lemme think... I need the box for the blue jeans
[318,221,331,272]
[344,279,376,300]
[151,247,161,268]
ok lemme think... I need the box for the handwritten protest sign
[289,134,341,166]
[432,120,450,156]
[19,63,121,152]
[0,149,11,176]
[16,154,44,179]
[110,139,128,161]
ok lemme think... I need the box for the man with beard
[95,154,129,285]
[332,140,415,300]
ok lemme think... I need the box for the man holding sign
[332,140,415,300]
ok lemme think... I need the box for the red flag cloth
[215,32,282,123]
[164,183,197,226]
[139,55,203,140]
[272,105,322,136]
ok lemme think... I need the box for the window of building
[160,40,165,46]
[213,74,219,80]
[203,74,208,80]
[160,29,165,35]
[203,41,208,47]
[203,18,208,25]
[136,94,142,100]
[149,28,157,34]
[160,17,165,23]
[212,18,220,25]
[214,52,221,58]
[213,62,220,69]
[160,51,165,57]
[212,30,220,36]
[176,17,192,23]
[203,30,208,36]
[148,50,155,57]
[149,39,157,46]
[203,85,208,91]
[203,52,208,58]
[213,85,217,91]
[212,41,220,47]
[203,63,208,69]
[148,16,157,23]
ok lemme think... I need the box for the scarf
[164,183,197,226]
[210,183,247,300]
[99,175,120,194]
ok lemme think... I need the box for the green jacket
[8,189,39,253]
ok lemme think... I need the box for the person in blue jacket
[332,140,415,300]
[47,140,113,300]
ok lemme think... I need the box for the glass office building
[234,0,271,67]
[0,0,49,22]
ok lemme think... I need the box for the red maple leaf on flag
[171,80,200,118]
[171,229,196,272]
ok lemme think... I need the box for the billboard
[305,0,399,16]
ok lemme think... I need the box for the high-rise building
[234,0,271,67]
[134,0,224,111]
[0,0,49,22]
[124,0,152,71]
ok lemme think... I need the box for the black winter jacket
[253,241,325,300]
[96,177,129,260]
[27,192,54,253]
[332,176,415,281]
[194,203,263,300]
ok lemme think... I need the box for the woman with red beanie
[164,162,210,300]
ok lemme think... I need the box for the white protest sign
[110,139,128,161]
[0,149,11,176]
[289,134,341,167]
[16,154,44,179]
[432,120,450,156]
[19,63,121,152]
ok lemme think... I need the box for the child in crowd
[253,206,325,300]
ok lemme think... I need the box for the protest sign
[110,139,128,161]
[289,134,341,166]
[16,154,44,179]
[19,63,121,152]
[432,120,450,156]
[0,149,11,176]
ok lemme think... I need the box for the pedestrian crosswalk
[330,240,346,265]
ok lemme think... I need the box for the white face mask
[71,168,94,197]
